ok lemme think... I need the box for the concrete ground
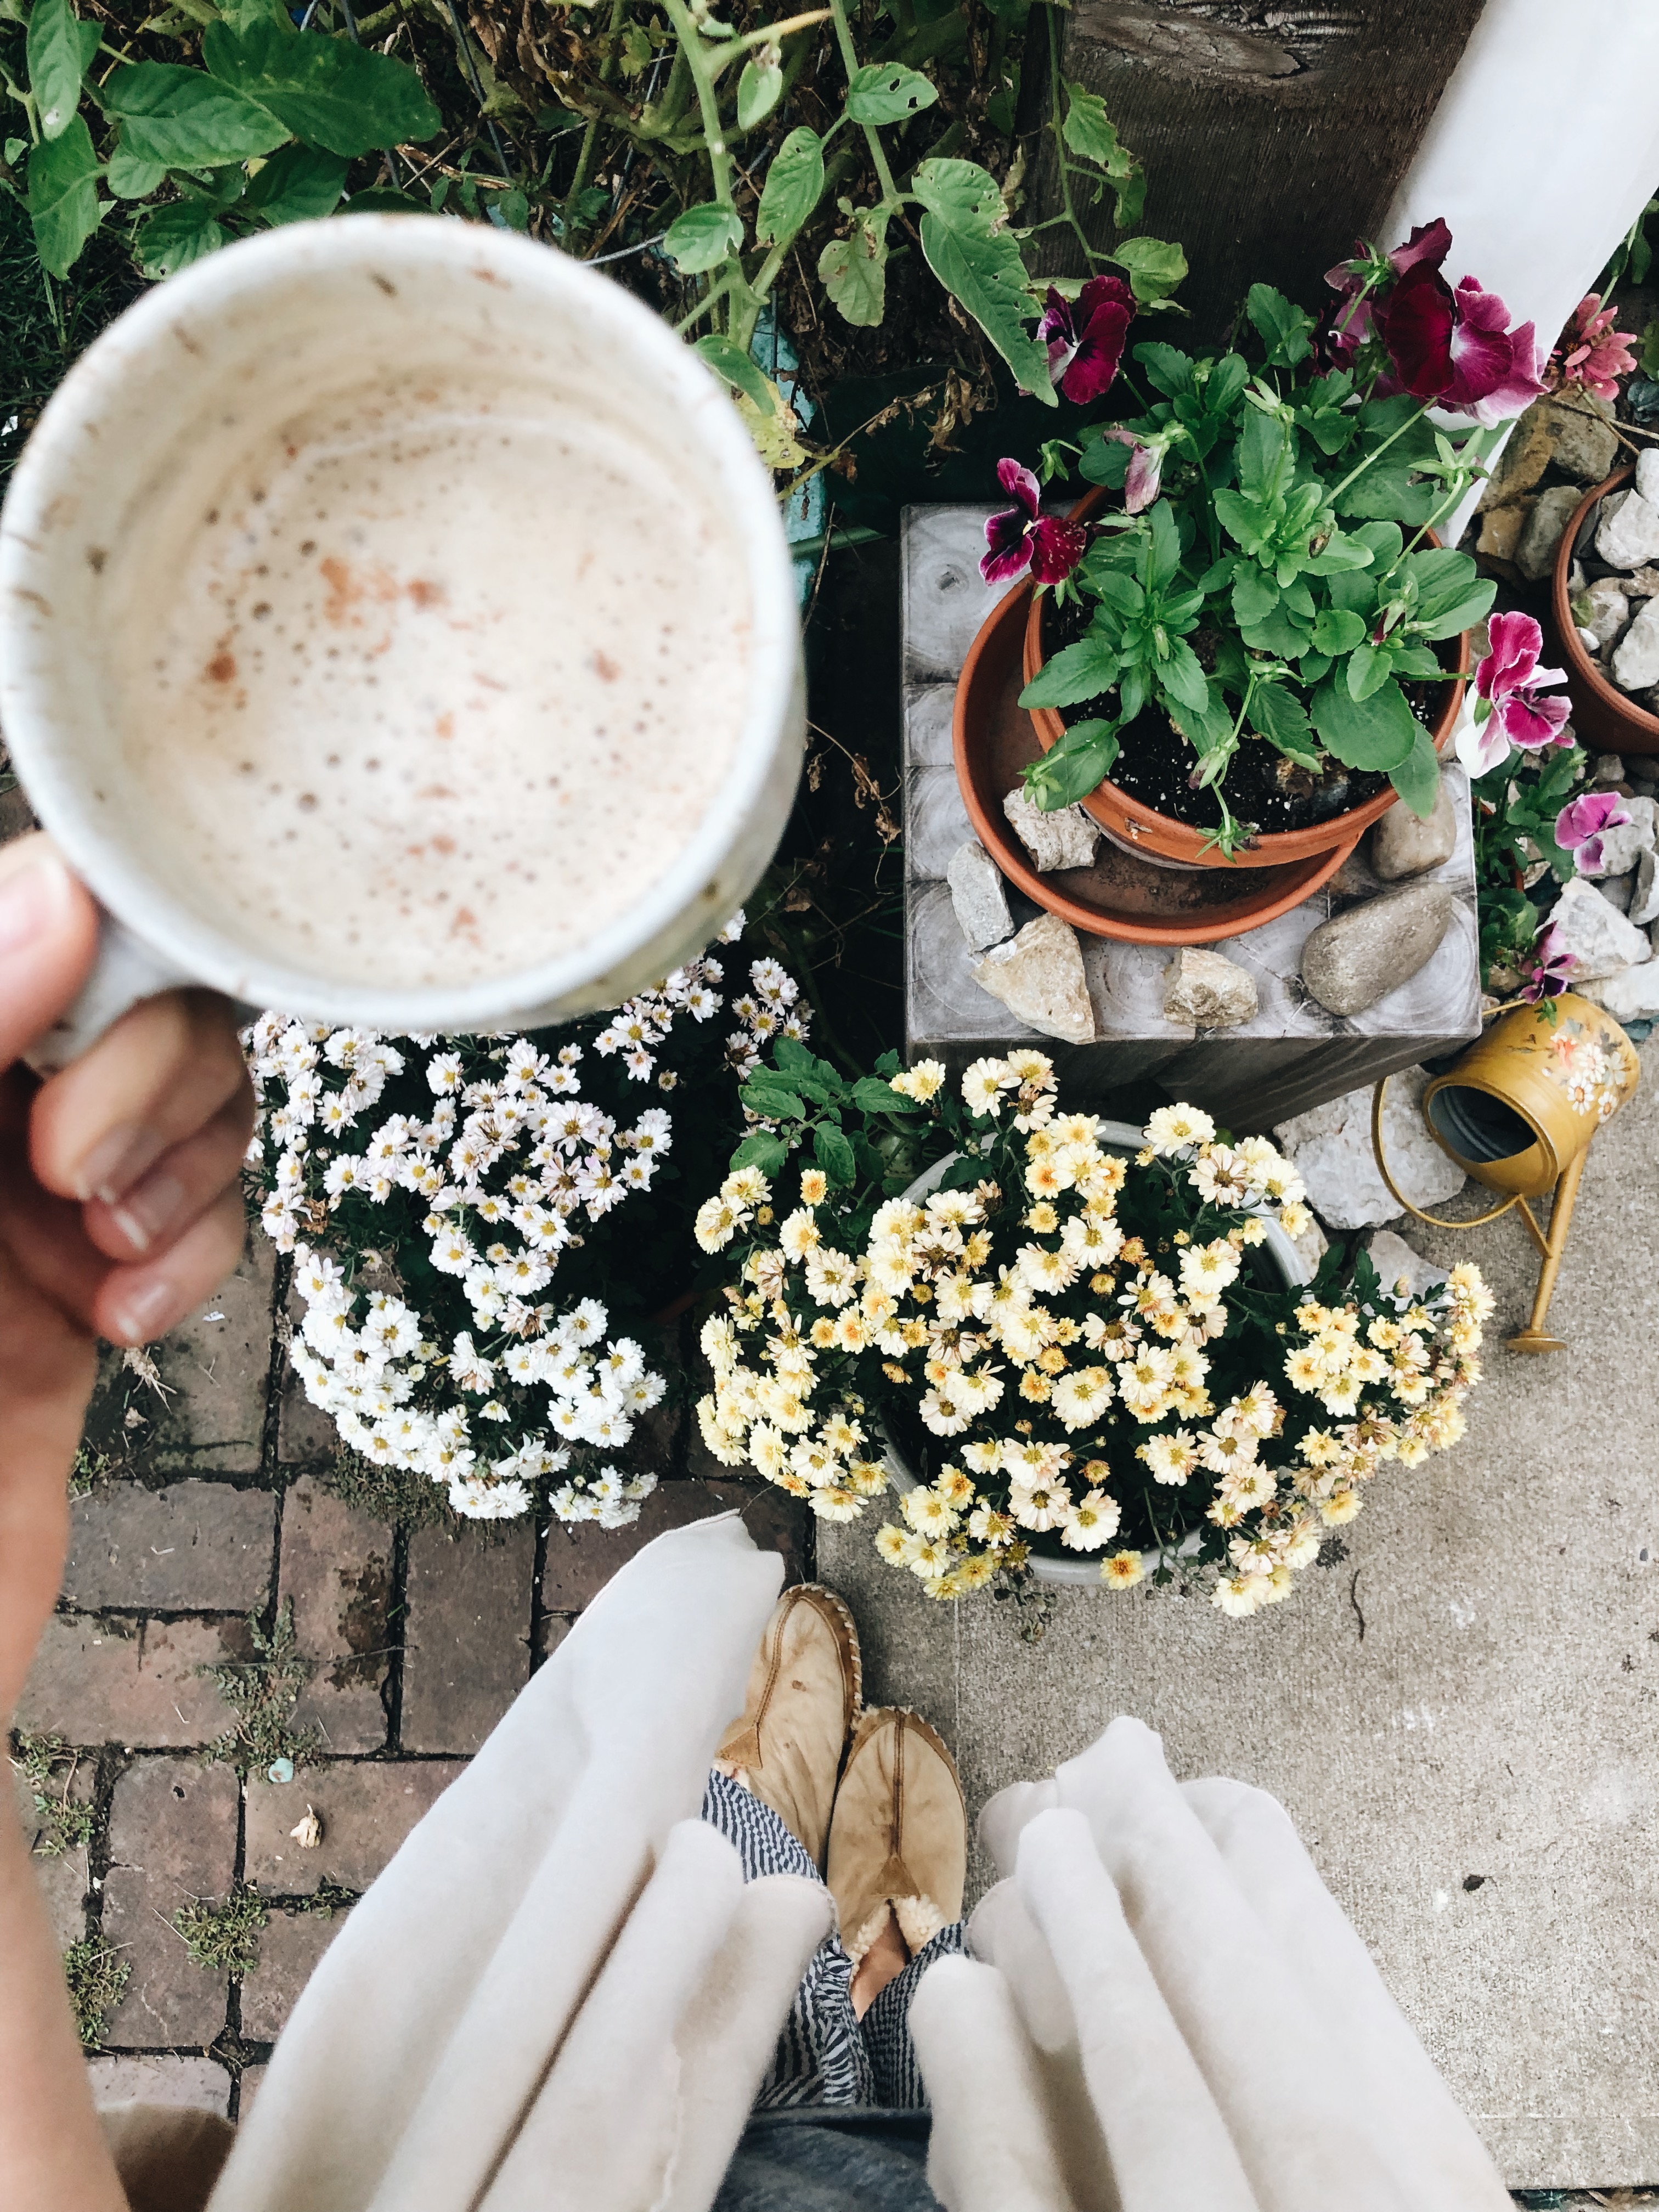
[824,1052,1659,2194]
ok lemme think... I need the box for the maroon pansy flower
[980,459,1088,587]
[1037,275,1135,405]
[1378,260,1545,422]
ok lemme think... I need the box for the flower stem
[827,0,899,205]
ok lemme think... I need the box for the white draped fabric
[190,1513,1508,2212]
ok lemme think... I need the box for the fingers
[30,988,250,1206]
[81,1085,255,1262]
[0,838,99,1073]
[91,1187,249,1347]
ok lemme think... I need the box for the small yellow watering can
[1372,991,1639,1353]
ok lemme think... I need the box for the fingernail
[111,1172,185,1254]
[0,845,73,955]
[74,1123,164,1206]
[110,1276,179,1345]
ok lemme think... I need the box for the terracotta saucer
[952,579,1359,945]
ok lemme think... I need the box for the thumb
[0,837,99,1073]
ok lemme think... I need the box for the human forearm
[0,1809,126,2210]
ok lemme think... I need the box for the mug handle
[24,908,201,1076]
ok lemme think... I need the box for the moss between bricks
[174,1886,268,1978]
[63,1936,130,2049]
[323,1446,457,1534]
[200,1600,320,1778]
[9,1731,94,1857]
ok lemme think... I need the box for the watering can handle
[1368,1075,1522,1232]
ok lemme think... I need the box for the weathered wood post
[1026,0,1486,345]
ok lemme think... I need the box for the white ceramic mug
[0,215,804,1068]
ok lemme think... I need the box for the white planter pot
[881,1119,1311,1590]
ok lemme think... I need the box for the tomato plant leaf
[26,0,101,140]
[98,62,290,166]
[754,125,823,246]
[844,62,936,124]
[243,141,349,224]
[736,57,782,129]
[135,195,228,278]
[200,22,440,157]
[665,198,743,273]
[819,209,888,326]
[693,332,775,414]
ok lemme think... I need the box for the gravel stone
[1300,883,1454,1017]
[946,839,1014,951]
[1001,788,1100,872]
[1161,946,1258,1028]
[1370,776,1458,881]
[1516,485,1587,583]
[1274,1066,1466,1231]
[1629,848,1659,928]
[1613,600,1659,693]
[1597,486,1659,571]
[1548,874,1654,980]
[1366,1229,1447,1299]
[972,912,1096,1042]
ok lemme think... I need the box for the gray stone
[1612,600,1659,694]
[1589,752,1628,788]
[1274,1065,1466,1231]
[1001,787,1100,873]
[1627,754,1659,789]
[18,1615,240,1749]
[1624,565,1659,599]
[1579,580,1629,652]
[1301,883,1454,1017]
[1597,486,1659,571]
[240,1908,347,2041]
[87,2056,230,2115]
[1598,870,1636,914]
[1582,961,1659,1021]
[1638,447,1659,504]
[1475,502,1529,563]
[102,1757,240,2047]
[1549,394,1621,485]
[1370,776,1458,881]
[1630,848,1659,928]
[1365,1228,1447,1300]
[141,1240,276,1478]
[972,913,1096,1044]
[1161,946,1258,1029]
[1516,485,1585,583]
[946,840,1014,952]
[1548,875,1654,980]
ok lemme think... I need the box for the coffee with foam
[107,371,751,991]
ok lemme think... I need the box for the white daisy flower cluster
[590,914,809,1088]
[693,1057,1489,1614]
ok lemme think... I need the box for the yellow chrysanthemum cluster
[694,1057,1489,1617]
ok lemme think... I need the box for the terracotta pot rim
[1022,487,1471,869]
[1549,464,1659,748]
[952,582,1362,945]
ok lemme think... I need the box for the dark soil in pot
[1039,593,1459,836]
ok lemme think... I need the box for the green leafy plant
[9,1729,94,1857]
[6,0,441,280]
[1469,741,1583,990]
[174,1883,268,1977]
[1015,270,1500,852]
[201,1599,321,1778]
[63,1933,129,2047]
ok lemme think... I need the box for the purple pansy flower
[1096,429,1165,515]
[1555,790,1630,875]
[1454,611,1572,776]
[1037,275,1135,405]
[980,459,1088,587]
[1521,920,1575,1003]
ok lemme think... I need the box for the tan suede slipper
[827,1705,966,1967]
[714,1582,861,1870]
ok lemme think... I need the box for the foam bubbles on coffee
[114,375,751,990]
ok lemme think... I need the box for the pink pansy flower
[1037,275,1135,405]
[1555,790,1630,874]
[1521,920,1575,1003]
[1454,611,1572,775]
[1551,293,1637,403]
[1097,428,1165,514]
[1375,225,1545,423]
[980,459,1088,587]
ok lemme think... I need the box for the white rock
[1630,848,1659,928]
[946,840,1014,952]
[1274,1067,1466,1232]
[1581,579,1629,650]
[1599,870,1636,914]
[1638,448,1659,504]
[1578,793,1657,878]
[1366,1229,1447,1301]
[1577,625,1602,654]
[1002,788,1100,873]
[1613,600,1659,694]
[1598,487,1659,571]
[1161,946,1258,1028]
[1547,874,1654,980]
[1582,962,1659,1021]
[972,912,1095,1043]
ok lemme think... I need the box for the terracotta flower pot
[1549,466,1659,757]
[1019,487,1471,870]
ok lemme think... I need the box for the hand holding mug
[0,834,252,1723]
